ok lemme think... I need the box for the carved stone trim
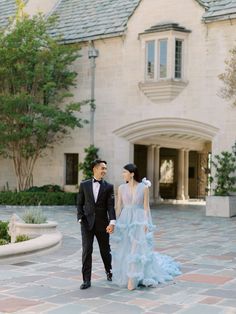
[139,79,188,103]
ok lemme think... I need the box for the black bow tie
[93,178,102,184]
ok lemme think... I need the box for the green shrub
[0,191,77,205]
[0,238,9,246]
[25,185,62,192]
[79,145,100,179]
[0,221,10,242]
[15,234,30,242]
[209,151,236,196]
[22,208,47,224]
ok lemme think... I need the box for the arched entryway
[114,118,219,202]
[134,146,209,200]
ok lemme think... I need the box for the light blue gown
[111,182,181,288]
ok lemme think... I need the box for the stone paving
[0,204,236,313]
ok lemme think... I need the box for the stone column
[184,150,189,200]
[154,145,161,202]
[177,148,185,200]
[113,137,133,188]
[147,145,155,202]
[197,152,208,198]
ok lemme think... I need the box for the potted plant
[206,150,236,217]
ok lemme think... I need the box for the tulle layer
[111,205,181,288]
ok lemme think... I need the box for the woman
[111,163,181,290]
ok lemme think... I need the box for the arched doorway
[114,118,219,202]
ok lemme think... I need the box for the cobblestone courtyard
[0,204,236,313]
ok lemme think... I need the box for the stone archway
[114,118,219,202]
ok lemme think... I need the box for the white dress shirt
[92,180,100,203]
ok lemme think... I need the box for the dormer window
[146,39,168,80]
[175,39,183,79]
[139,23,191,102]
[160,39,168,78]
[146,40,155,79]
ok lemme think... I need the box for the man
[77,159,116,289]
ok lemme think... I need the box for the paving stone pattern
[0,204,236,313]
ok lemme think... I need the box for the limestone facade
[0,0,236,200]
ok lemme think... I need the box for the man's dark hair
[91,159,107,171]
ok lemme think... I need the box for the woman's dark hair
[123,163,141,182]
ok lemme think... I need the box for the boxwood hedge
[0,191,77,205]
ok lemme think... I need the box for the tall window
[146,39,168,80]
[146,41,155,79]
[175,39,183,79]
[145,37,184,81]
[65,153,78,185]
[159,39,167,78]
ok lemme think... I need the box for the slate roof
[1,0,236,41]
[195,0,212,7]
[202,0,236,21]
[50,0,141,43]
[140,23,191,35]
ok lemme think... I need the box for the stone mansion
[0,0,236,202]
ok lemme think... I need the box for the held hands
[106,224,115,234]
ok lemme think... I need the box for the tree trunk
[13,153,38,191]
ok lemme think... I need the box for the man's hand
[106,224,115,234]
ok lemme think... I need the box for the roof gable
[1,1,236,41]
[50,0,141,43]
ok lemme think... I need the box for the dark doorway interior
[159,148,177,199]
[134,144,147,180]
[189,151,198,198]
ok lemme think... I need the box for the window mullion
[154,40,158,80]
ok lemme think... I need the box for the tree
[209,151,236,196]
[0,10,87,191]
[79,145,100,180]
[219,47,236,106]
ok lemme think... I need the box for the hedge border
[0,192,77,206]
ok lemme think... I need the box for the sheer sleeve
[115,186,123,218]
[143,186,152,225]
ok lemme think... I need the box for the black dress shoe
[106,272,112,281]
[80,281,91,289]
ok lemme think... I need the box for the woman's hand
[106,224,115,234]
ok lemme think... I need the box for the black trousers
[81,223,112,282]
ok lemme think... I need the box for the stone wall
[1,0,236,192]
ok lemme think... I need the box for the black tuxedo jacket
[77,179,116,231]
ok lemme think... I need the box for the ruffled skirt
[111,205,181,288]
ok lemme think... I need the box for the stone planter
[0,214,62,264]
[0,232,62,264]
[8,214,58,243]
[14,221,58,240]
[206,196,236,217]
